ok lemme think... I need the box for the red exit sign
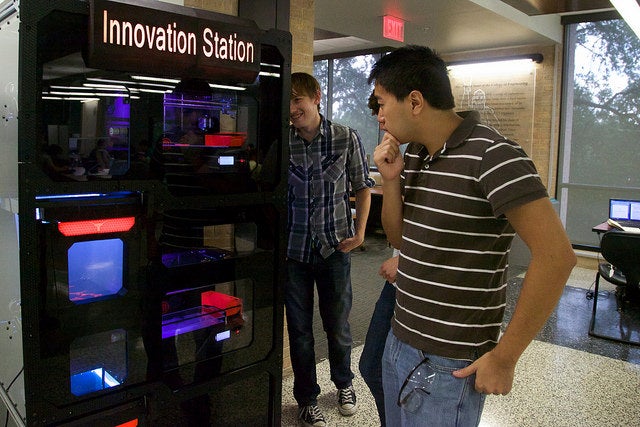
[383,15,404,42]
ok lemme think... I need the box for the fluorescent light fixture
[448,58,535,77]
[131,75,180,84]
[209,83,246,91]
[611,0,640,40]
[136,82,175,89]
[137,88,171,94]
[49,91,96,97]
[260,62,281,69]
[94,92,128,97]
[87,77,132,85]
[48,91,128,98]
[35,193,104,200]
[83,83,127,90]
[259,71,281,78]
[42,96,100,102]
[87,77,174,90]
[49,85,92,90]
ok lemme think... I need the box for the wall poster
[449,62,536,155]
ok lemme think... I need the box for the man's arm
[354,186,372,239]
[453,197,576,394]
[379,176,404,249]
[338,187,371,253]
[373,133,404,249]
[379,254,399,283]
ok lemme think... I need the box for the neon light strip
[58,217,135,236]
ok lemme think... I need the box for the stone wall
[184,0,238,15]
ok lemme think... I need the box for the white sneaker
[298,404,327,427]
[337,386,358,416]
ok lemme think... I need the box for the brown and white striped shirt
[393,111,548,360]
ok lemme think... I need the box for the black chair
[589,230,640,345]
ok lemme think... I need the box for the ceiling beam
[500,0,614,15]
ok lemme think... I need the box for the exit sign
[383,15,404,42]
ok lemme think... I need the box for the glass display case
[3,1,291,425]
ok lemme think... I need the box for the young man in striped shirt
[370,46,576,426]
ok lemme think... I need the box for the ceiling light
[260,62,281,68]
[83,83,127,90]
[209,83,246,91]
[131,75,180,84]
[94,92,129,97]
[448,55,542,77]
[49,91,96,97]
[449,59,535,77]
[259,71,281,78]
[137,88,171,94]
[49,85,91,90]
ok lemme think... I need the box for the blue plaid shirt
[287,115,374,262]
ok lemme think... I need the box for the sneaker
[337,386,358,416]
[298,404,327,427]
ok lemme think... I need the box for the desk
[588,220,640,345]
[592,221,613,234]
[593,221,640,235]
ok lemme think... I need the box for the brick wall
[289,0,315,74]
[184,0,238,15]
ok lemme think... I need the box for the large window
[314,53,385,167]
[559,14,640,249]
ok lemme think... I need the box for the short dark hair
[368,90,379,115]
[368,45,455,110]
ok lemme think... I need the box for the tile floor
[280,233,640,426]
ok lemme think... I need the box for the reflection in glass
[68,238,124,303]
[70,329,127,396]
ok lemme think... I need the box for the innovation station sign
[87,0,262,82]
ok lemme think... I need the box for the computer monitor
[609,198,640,222]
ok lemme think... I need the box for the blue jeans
[285,250,354,406]
[382,331,486,427]
[359,281,395,426]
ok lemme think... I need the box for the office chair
[588,230,640,345]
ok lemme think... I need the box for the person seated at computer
[86,138,113,173]
[41,144,72,176]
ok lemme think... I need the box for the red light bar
[115,420,138,427]
[204,132,247,147]
[58,217,135,236]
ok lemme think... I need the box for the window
[559,15,640,249]
[314,53,385,167]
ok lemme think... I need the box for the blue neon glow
[70,368,121,396]
[68,239,124,302]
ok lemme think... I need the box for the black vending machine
[1,0,291,425]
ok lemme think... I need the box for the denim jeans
[382,331,486,427]
[359,281,395,426]
[285,250,354,406]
